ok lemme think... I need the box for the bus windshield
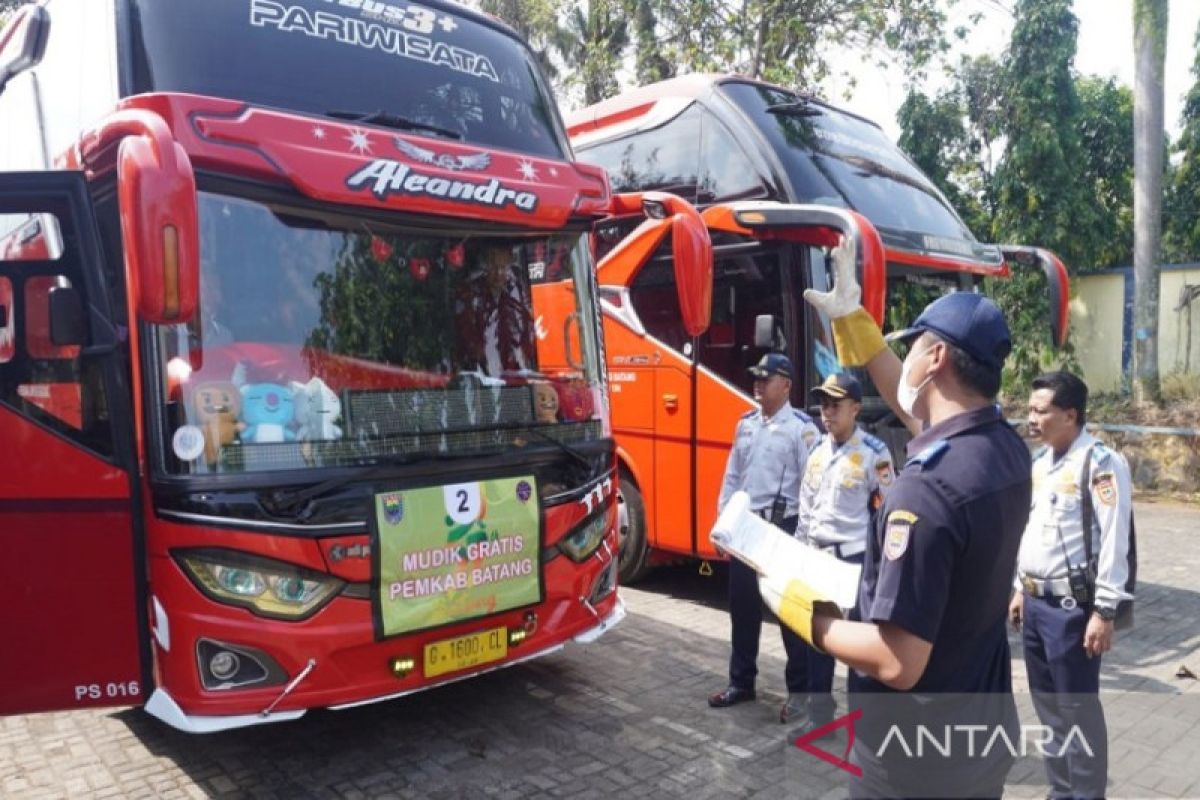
[721,81,976,244]
[124,0,566,159]
[156,192,605,475]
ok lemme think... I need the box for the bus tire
[617,472,650,585]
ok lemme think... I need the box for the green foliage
[552,0,630,105]
[993,0,1102,271]
[896,1,1116,395]
[478,0,956,106]
[638,0,950,90]
[1075,76,1135,270]
[1165,17,1200,264]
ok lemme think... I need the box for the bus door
[693,243,792,557]
[0,172,144,715]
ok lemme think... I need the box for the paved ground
[1,499,1197,799]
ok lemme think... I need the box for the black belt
[812,540,866,559]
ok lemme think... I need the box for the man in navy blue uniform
[772,238,1032,798]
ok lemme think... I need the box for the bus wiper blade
[261,452,452,519]
[523,426,599,480]
[765,100,824,118]
[325,109,463,140]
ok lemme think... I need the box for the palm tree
[1132,0,1168,403]
[553,0,630,106]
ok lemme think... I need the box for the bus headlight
[557,509,612,562]
[176,549,344,620]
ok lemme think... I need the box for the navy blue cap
[811,372,863,402]
[748,352,793,380]
[885,292,1011,371]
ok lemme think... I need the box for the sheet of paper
[709,490,862,610]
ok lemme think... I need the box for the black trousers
[797,549,864,718]
[727,514,809,692]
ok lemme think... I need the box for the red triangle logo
[793,708,863,777]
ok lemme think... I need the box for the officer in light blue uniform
[708,352,819,716]
[787,372,894,727]
[1011,371,1135,800]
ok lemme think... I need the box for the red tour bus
[566,75,1069,581]
[0,1,712,731]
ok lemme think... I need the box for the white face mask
[897,345,934,417]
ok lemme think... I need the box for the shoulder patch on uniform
[884,510,917,560]
[1092,470,1117,506]
[863,433,887,454]
[874,458,895,487]
[905,439,949,469]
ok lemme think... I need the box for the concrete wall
[1068,265,1200,393]
[1160,268,1200,376]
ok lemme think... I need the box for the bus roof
[565,74,884,148]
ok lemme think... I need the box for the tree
[1076,76,1135,270]
[1132,0,1167,404]
[633,0,951,90]
[551,0,630,106]
[1164,17,1200,264]
[896,54,1006,241]
[478,0,565,83]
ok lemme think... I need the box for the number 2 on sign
[444,482,481,524]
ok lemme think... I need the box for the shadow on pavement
[629,561,729,611]
[112,610,811,799]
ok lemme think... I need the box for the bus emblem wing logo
[394,138,491,172]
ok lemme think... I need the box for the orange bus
[567,75,1070,582]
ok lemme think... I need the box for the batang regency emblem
[394,137,491,172]
[884,510,917,560]
[516,480,532,503]
[382,493,404,525]
[1093,471,1117,506]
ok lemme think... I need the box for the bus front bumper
[144,596,626,734]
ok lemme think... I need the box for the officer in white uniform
[785,372,894,727]
[1009,371,1135,800]
[709,352,819,716]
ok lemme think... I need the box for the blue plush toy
[239,382,296,443]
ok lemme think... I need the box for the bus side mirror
[999,246,1070,348]
[116,126,200,325]
[48,285,85,346]
[0,5,50,95]
[641,193,712,337]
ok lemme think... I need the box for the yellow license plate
[424,627,508,678]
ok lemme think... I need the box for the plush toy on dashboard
[191,381,244,466]
[531,381,559,424]
[239,382,296,443]
[291,376,343,440]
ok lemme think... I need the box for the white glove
[803,235,860,319]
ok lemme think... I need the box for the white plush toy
[291,376,343,441]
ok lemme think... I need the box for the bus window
[579,105,702,200]
[699,113,768,204]
[699,250,786,393]
[628,256,688,352]
[0,211,112,451]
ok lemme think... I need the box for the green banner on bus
[373,476,541,638]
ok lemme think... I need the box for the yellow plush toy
[531,381,559,424]
[191,381,244,466]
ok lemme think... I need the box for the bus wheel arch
[616,464,651,585]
